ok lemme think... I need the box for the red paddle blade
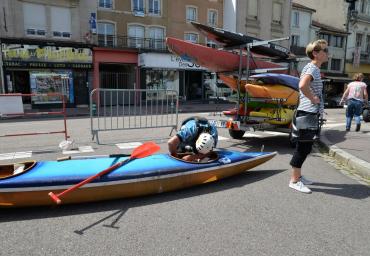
[130,142,160,159]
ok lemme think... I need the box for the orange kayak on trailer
[219,74,298,106]
[166,37,283,72]
[219,74,247,93]
[245,84,298,106]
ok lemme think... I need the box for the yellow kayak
[249,107,294,125]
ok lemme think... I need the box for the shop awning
[323,76,352,83]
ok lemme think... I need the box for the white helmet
[196,133,215,154]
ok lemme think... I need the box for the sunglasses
[315,48,329,54]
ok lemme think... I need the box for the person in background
[168,117,218,162]
[339,73,368,132]
[289,39,328,194]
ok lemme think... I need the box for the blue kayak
[0,150,276,207]
[250,73,299,91]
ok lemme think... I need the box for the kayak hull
[166,37,282,72]
[0,151,276,207]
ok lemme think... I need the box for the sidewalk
[319,120,370,181]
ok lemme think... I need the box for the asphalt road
[0,111,369,255]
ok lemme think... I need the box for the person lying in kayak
[168,117,218,162]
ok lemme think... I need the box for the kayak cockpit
[0,161,36,179]
[170,151,219,163]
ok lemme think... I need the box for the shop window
[99,0,113,8]
[247,0,258,19]
[145,70,179,100]
[184,33,198,43]
[23,3,46,37]
[208,10,218,26]
[128,25,145,48]
[98,22,115,47]
[148,0,161,15]
[272,2,282,24]
[186,6,197,22]
[149,27,165,49]
[51,6,71,39]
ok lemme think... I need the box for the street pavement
[319,108,370,181]
[15,103,370,181]
[0,104,369,255]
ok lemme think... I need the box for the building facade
[95,0,224,101]
[0,0,96,107]
[223,0,291,49]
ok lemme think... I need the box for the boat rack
[224,37,297,139]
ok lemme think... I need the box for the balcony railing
[97,35,167,51]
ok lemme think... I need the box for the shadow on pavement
[324,129,350,145]
[310,182,370,199]
[227,135,295,155]
[0,169,285,225]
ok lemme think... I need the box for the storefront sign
[139,53,207,70]
[2,43,92,63]
[3,61,92,69]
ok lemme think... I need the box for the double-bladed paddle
[48,142,161,204]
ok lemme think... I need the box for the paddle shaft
[48,158,131,204]
[57,154,130,161]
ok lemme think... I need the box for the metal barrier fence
[90,88,178,143]
[0,93,69,140]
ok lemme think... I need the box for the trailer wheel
[229,129,245,139]
[363,108,370,122]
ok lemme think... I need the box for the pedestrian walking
[289,39,328,193]
[339,73,368,131]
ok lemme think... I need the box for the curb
[318,131,370,180]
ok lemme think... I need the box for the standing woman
[289,40,328,193]
[339,73,368,131]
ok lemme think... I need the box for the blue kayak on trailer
[0,150,276,207]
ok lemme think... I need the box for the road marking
[263,131,286,136]
[63,146,94,155]
[0,151,32,160]
[323,123,346,129]
[218,136,229,141]
[243,132,263,138]
[116,142,143,149]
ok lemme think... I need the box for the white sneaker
[300,175,314,185]
[289,181,312,193]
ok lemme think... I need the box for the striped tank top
[297,62,324,114]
